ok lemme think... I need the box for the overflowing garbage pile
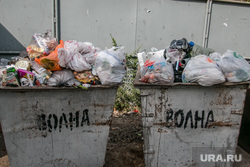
[138,38,250,86]
[0,31,126,88]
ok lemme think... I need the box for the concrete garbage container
[134,71,249,167]
[0,86,118,167]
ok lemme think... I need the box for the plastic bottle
[30,61,52,80]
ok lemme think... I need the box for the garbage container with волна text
[0,86,118,167]
[134,70,250,167]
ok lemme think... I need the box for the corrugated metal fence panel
[59,0,207,53]
[136,0,207,52]
[0,0,53,52]
[208,2,250,57]
[0,88,118,167]
[59,0,137,53]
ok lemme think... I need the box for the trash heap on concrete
[137,38,250,86]
[0,31,126,88]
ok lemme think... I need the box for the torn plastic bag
[140,58,174,83]
[47,69,80,87]
[95,46,126,85]
[58,40,100,72]
[210,50,250,82]
[182,55,225,86]
[26,30,58,60]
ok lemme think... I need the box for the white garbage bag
[140,58,174,83]
[182,55,225,86]
[210,50,250,82]
[95,46,126,85]
[58,40,100,72]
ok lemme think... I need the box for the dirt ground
[0,112,145,167]
[104,112,145,167]
[0,124,9,167]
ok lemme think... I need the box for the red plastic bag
[35,40,64,71]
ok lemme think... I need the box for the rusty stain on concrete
[92,121,111,126]
[207,121,238,128]
[231,110,243,115]
[157,128,168,133]
[210,92,233,106]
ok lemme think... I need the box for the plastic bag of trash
[137,48,165,77]
[140,58,174,83]
[182,55,225,86]
[74,70,101,85]
[169,38,189,50]
[189,42,215,57]
[35,40,64,71]
[146,48,165,60]
[137,52,147,75]
[165,48,186,65]
[58,40,100,72]
[47,69,80,87]
[95,46,126,85]
[26,30,58,60]
[210,50,250,82]
[209,52,221,62]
